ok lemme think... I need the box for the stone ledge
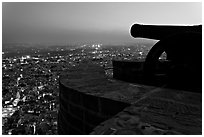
[59,64,202,135]
[91,88,202,135]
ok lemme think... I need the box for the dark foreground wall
[112,60,145,83]
[58,80,130,135]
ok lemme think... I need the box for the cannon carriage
[130,23,202,91]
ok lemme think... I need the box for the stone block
[68,88,83,105]
[84,110,107,126]
[99,97,129,116]
[69,103,84,119]
[83,94,99,112]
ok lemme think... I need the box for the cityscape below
[2,42,154,135]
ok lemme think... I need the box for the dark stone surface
[59,64,201,135]
[91,88,202,135]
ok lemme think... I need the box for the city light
[2,42,152,135]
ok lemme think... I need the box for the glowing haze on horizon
[2,2,202,45]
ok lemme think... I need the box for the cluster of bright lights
[92,44,102,50]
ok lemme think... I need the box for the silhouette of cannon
[130,23,202,91]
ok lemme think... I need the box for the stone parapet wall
[112,60,144,83]
[58,80,130,135]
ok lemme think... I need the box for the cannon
[131,24,202,40]
[130,23,202,91]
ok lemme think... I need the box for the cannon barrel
[130,23,202,40]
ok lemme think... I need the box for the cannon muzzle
[130,23,201,40]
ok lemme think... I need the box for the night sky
[2,2,202,44]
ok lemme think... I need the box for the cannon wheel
[144,32,201,91]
